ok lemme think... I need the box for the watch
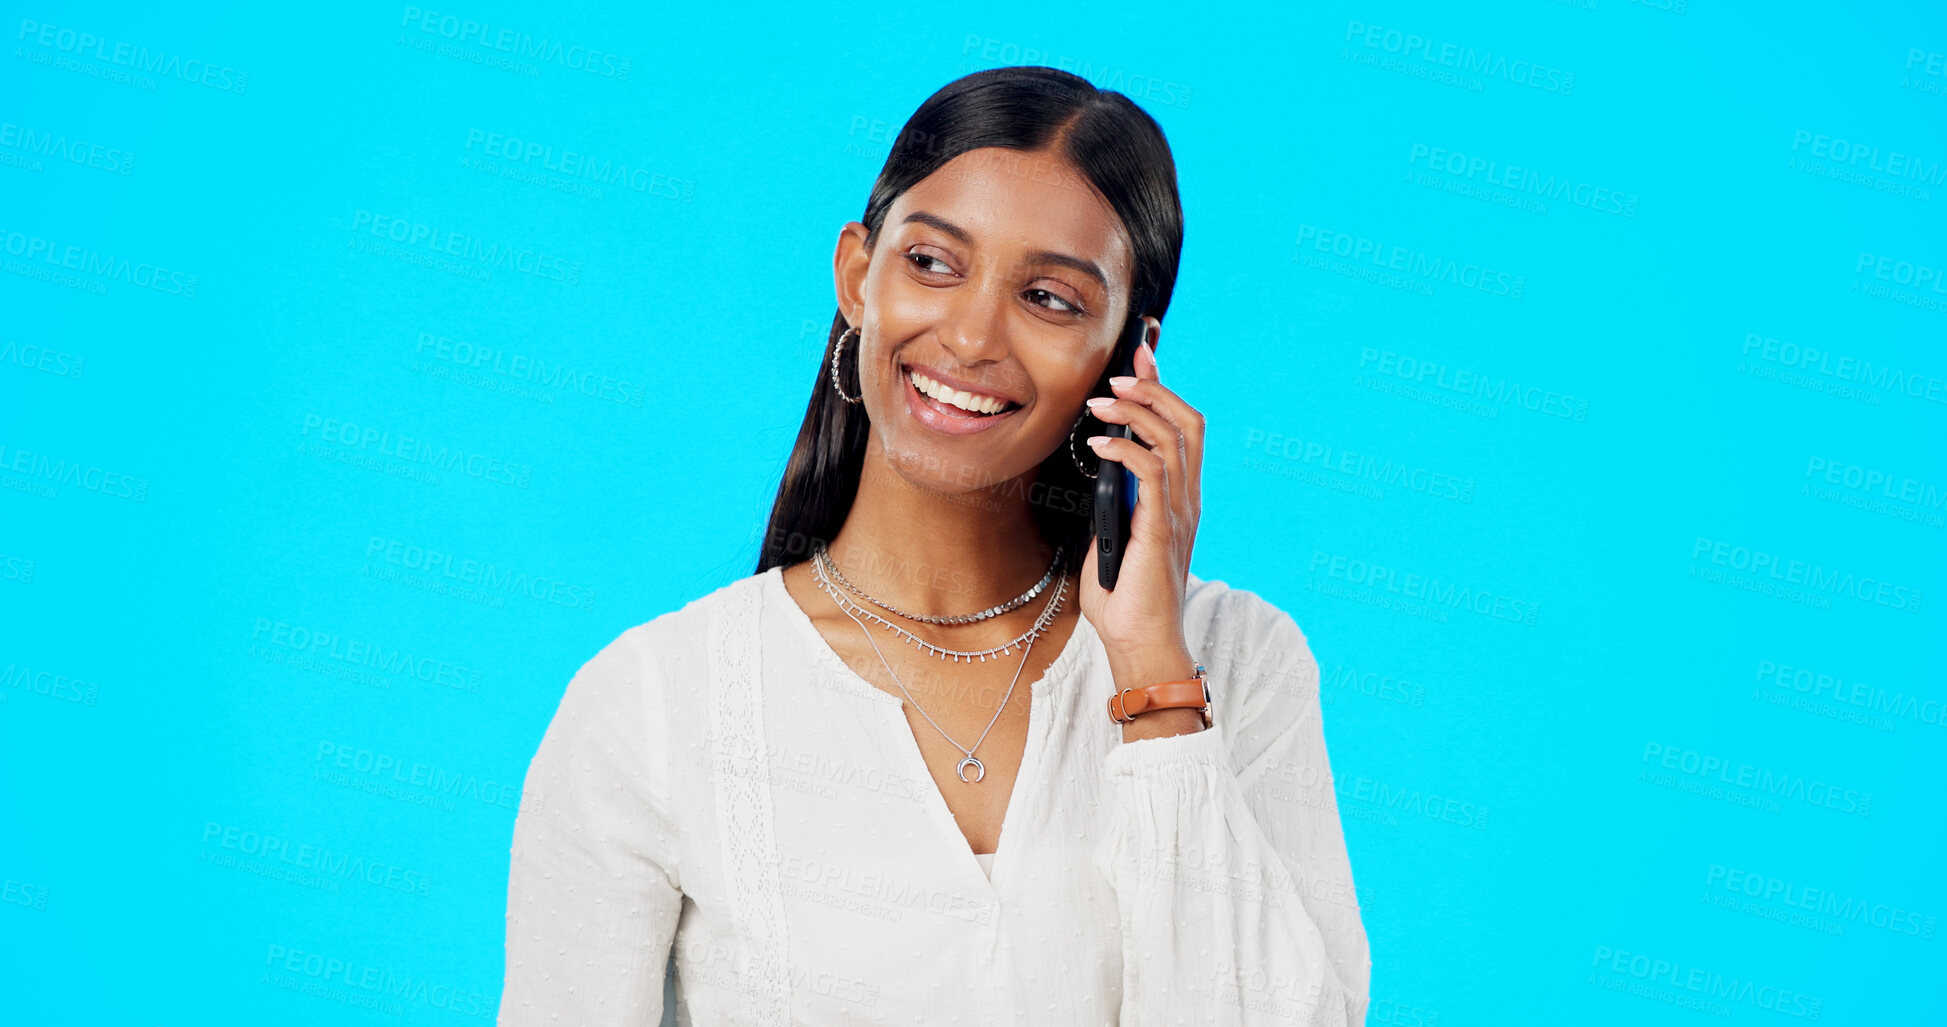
[1108,663,1213,728]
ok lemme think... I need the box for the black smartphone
[1092,316,1153,590]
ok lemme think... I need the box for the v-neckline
[763,564,1096,891]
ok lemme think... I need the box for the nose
[938,274,1013,366]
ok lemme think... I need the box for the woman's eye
[1027,288,1082,314]
[906,251,953,275]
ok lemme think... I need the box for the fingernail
[1085,397,1114,409]
[1139,341,1159,374]
[1109,376,1137,388]
[1086,435,1109,447]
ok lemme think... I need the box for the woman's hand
[1076,320,1208,737]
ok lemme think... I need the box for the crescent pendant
[956,755,985,784]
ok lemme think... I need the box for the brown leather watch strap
[1108,678,1208,724]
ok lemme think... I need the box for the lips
[900,364,1024,436]
[904,364,1021,416]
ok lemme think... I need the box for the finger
[1085,435,1174,547]
[1107,376,1205,512]
[1084,398,1190,532]
[1136,337,1203,582]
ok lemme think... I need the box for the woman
[500,66,1371,1026]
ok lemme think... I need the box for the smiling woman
[499,66,1372,1026]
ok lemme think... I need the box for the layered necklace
[818,539,1063,627]
[810,539,1068,783]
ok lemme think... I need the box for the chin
[875,434,1032,514]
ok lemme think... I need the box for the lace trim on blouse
[707,574,792,1024]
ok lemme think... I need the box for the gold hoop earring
[830,326,864,405]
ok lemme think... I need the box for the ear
[832,221,871,327]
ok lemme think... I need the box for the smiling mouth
[905,366,1022,418]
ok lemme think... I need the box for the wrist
[1108,644,1205,742]
[1106,644,1196,694]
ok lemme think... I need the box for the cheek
[871,270,949,327]
[1026,354,1103,411]
[1025,384,1093,436]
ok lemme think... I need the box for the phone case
[1093,317,1151,590]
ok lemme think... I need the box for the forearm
[1094,722,1364,1026]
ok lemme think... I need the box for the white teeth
[909,369,1011,415]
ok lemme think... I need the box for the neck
[825,433,1059,620]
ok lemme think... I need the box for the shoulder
[560,570,771,702]
[1183,572,1318,681]
[1181,572,1321,735]
[533,572,772,793]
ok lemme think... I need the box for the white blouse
[500,565,1371,1026]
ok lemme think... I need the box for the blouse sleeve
[500,628,684,1027]
[1091,592,1372,1026]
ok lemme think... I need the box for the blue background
[4,1,1943,1023]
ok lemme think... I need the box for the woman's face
[833,146,1146,502]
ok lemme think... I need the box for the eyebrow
[900,210,1110,295]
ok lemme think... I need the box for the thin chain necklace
[812,554,1067,784]
[815,538,1063,626]
[812,543,1068,661]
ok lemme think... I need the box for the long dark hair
[755,66,1185,578]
